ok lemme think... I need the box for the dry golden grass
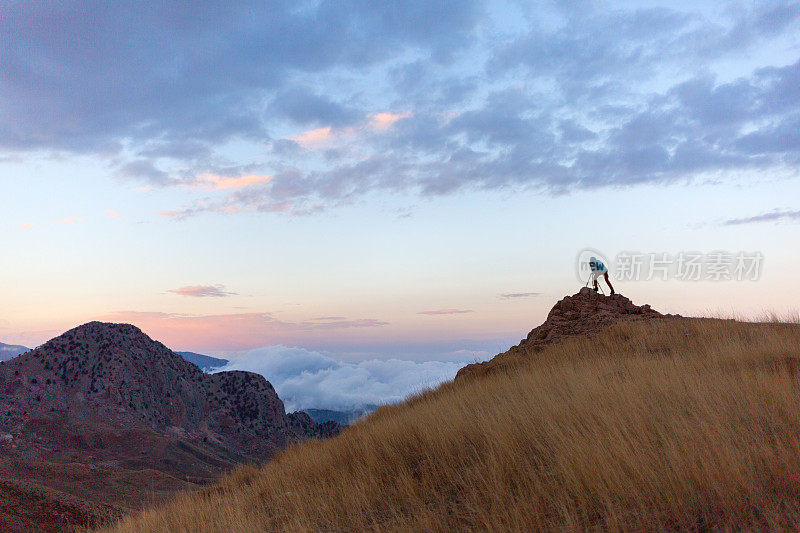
[109,317,800,532]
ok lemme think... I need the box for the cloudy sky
[1,1,799,407]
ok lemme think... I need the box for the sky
[1,1,799,409]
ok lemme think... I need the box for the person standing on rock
[589,256,615,295]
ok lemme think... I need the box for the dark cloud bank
[1,1,799,216]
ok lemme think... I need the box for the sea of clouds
[217,345,470,412]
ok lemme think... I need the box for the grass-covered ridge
[110,317,800,531]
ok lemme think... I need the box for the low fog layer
[217,346,469,412]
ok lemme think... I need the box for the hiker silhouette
[588,256,615,295]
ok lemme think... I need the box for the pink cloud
[223,204,246,214]
[197,173,272,190]
[92,311,389,351]
[418,309,474,316]
[105,209,121,218]
[289,112,409,150]
[20,222,35,230]
[55,217,82,224]
[158,207,190,219]
[167,285,237,298]
[290,126,333,147]
[369,111,411,130]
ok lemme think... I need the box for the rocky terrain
[0,322,340,532]
[457,288,677,380]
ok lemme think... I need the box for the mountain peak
[57,321,149,341]
[37,320,164,352]
[545,287,662,323]
[14,321,202,394]
[456,289,675,380]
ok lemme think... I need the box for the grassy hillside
[110,317,800,531]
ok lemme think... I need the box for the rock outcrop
[0,322,341,530]
[0,322,339,457]
[456,288,675,380]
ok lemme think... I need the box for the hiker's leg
[604,272,615,294]
[592,271,599,290]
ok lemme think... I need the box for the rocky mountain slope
[0,322,340,531]
[457,288,676,380]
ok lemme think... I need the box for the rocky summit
[457,288,675,380]
[0,322,340,531]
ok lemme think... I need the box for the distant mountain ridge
[175,351,229,372]
[305,405,379,425]
[0,342,29,362]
